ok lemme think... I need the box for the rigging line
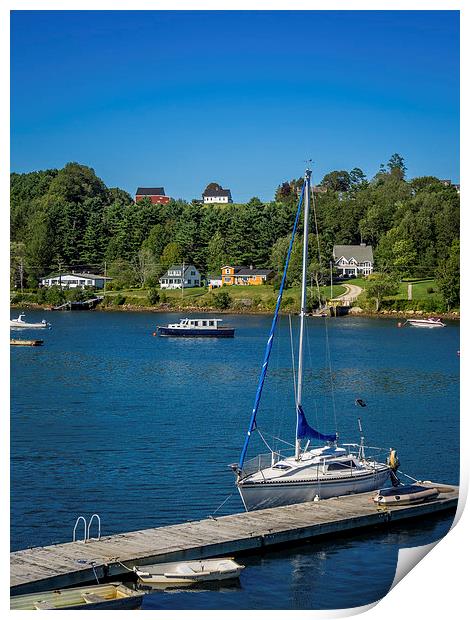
[323,315,338,433]
[289,313,298,407]
[311,181,323,304]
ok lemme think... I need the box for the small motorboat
[373,484,439,507]
[10,339,44,346]
[10,582,143,610]
[10,313,51,329]
[403,317,446,328]
[134,558,244,585]
[156,318,235,337]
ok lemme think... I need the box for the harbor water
[10,310,459,609]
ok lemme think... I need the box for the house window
[224,277,231,283]
[191,271,195,276]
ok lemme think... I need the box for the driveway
[332,283,364,304]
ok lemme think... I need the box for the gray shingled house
[332,244,374,277]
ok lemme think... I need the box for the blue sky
[10,10,459,202]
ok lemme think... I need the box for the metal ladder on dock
[72,514,101,543]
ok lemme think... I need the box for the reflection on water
[11,311,459,609]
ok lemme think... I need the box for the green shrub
[113,294,126,306]
[426,286,435,294]
[213,290,231,310]
[45,286,65,306]
[148,288,160,305]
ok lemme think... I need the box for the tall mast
[295,168,312,460]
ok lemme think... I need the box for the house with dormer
[203,187,233,204]
[159,265,201,289]
[221,265,274,286]
[333,244,374,277]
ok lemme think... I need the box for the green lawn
[104,283,347,304]
[343,277,439,301]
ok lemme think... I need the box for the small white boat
[134,558,244,585]
[373,484,439,506]
[404,317,446,328]
[10,313,51,329]
[10,582,143,610]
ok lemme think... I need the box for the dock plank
[11,483,458,595]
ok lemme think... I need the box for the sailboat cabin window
[273,463,291,470]
[327,460,357,471]
[208,321,214,326]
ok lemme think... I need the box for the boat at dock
[402,317,446,328]
[231,168,395,512]
[134,558,244,585]
[156,317,235,337]
[10,313,50,329]
[10,582,143,610]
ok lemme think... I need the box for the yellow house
[221,265,274,286]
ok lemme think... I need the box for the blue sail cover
[238,182,306,470]
[296,405,337,442]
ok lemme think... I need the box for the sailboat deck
[10,482,458,595]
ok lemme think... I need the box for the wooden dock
[11,482,458,595]
[10,339,44,346]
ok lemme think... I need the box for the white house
[40,272,112,289]
[202,187,233,204]
[159,265,201,289]
[333,244,374,277]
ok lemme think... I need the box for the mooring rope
[208,493,235,520]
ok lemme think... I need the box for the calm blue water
[10,310,459,609]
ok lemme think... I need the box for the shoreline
[10,302,460,321]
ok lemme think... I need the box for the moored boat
[231,168,397,512]
[10,313,51,329]
[134,558,244,585]
[403,317,446,328]
[10,339,44,346]
[156,318,235,337]
[373,484,439,506]
[10,582,143,610]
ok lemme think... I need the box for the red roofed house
[135,187,171,205]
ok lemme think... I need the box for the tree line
[10,155,459,307]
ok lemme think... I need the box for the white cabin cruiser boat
[134,558,244,585]
[10,313,51,329]
[156,318,235,337]
[231,168,396,512]
[403,317,446,328]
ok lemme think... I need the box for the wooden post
[408,284,413,300]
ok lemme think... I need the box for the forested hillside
[10,156,459,307]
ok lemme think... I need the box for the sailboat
[231,168,395,512]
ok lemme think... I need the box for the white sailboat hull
[238,467,391,511]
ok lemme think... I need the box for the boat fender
[387,449,400,471]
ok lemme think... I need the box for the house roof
[203,188,231,198]
[41,272,111,280]
[221,265,244,271]
[136,187,166,196]
[160,265,199,277]
[333,245,374,263]
[235,268,274,277]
